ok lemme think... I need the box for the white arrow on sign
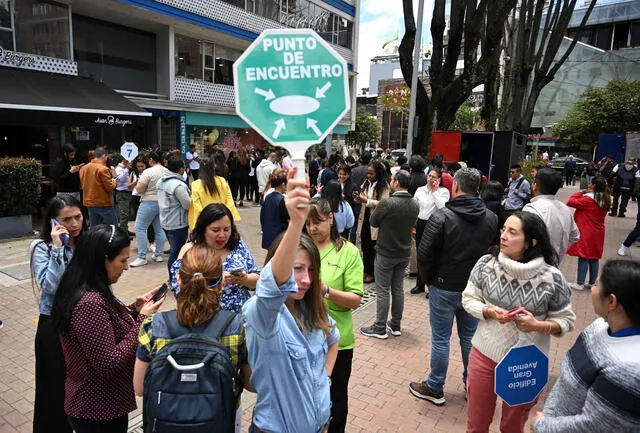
[273,118,286,139]
[315,82,332,99]
[306,118,322,137]
[255,88,276,101]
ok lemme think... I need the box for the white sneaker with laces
[152,256,163,263]
[149,244,156,253]
[618,244,630,256]
[130,258,148,267]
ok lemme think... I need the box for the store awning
[0,67,151,119]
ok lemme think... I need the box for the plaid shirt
[137,311,248,406]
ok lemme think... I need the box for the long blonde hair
[177,246,224,328]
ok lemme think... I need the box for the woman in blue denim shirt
[29,195,86,433]
[243,170,340,433]
[169,203,260,312]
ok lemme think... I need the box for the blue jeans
[165,227,188,279]
[427,286,479,393]
[577,258,599,285]
[134,201,166,259]
[87,206,117,227]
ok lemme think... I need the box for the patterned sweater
[462,253,576,363]
[535,318,640,432]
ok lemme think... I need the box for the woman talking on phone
[170,203,260,312]
[461,212,575,433]
[243,169,340,433]
[30,195,86,433]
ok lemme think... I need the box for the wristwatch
[324,287,331,299]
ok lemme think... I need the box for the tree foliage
[553,80,640,145]
[348,108,383,150]
[450,102,481,131]
[380,87,410,115]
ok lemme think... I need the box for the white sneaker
[152,256,163,263]
[149,244,156,253]
[130,258,148,267]
[618,244,630,256]
[570,283,585,291]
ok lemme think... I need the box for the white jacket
[256,159,275,192]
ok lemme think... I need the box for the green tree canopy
[450,102,481,131]
[347,108,382,150]
[553,80,640,146]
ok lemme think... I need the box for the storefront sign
[180,113,187,154]
[0,47,78,75]
[0,47,36,68]
[94,115,134,127]
[233,29,349,150]
[495,344,548,407]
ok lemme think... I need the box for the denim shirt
[242,262,340,433]
[504,176,531,211]
[29,240,73,315]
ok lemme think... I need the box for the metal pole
[405,0,425,158]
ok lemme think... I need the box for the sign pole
[406,0,425,159]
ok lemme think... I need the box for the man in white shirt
[523,168,579,265]
[185,144,200,180]
[256,152,277,202]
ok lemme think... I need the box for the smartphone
[151,283,168,302]
[51,218,69,245]
[229,266,245,276]
[504,306,525,318]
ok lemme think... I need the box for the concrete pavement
[0,185,636,432]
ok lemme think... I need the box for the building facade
[0,0,359,170]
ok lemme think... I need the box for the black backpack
[143,310,237,433]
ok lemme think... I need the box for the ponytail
[176,246,224,328]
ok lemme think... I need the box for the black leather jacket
[418,194,499,292]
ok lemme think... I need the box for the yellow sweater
[188,178,241,229]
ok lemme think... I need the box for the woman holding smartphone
[30,195,86,433]
[170,204,260,312]
[461,212,576,433]
[243,169,340,433]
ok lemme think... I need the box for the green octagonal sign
[233,29,350,152]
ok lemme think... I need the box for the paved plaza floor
[0,185,637,432]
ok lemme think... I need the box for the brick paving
[0,185,636,433]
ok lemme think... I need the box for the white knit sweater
[462,253,576,363]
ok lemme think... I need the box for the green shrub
[0,158,41,217]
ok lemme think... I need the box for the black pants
[623,206,640,247]
[34,315,73,433]
[249,176,259,203]
[68,415,128,433]
[361,208,376,275]
[414,219,427,290]
[612,189,631,216]
[190,169,199,180]
[565,170,576,186]
[235,177,249,201]
[329,349,354,433]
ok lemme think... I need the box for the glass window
[631,22,640,48]
[176,35,202,80]
[203,41,214,83]
[595,25,612,51]
[613,22,630,50]
[73,14,156,93]
[214,46,241,85]
[15,0,70,59]
[255,0,280,22]
[0,0,13,49]
[0,28,12,48]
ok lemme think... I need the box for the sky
[356,0,435,93]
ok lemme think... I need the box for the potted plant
[0,158,41,238]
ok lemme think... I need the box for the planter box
[0,214,32,238]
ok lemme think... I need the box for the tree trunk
[399,0,432,158]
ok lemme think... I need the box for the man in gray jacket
[157,155,191,279]
[360,170,420,339]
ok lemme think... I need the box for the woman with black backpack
[134,245,252,433]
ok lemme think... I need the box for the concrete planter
[0,214,32,238]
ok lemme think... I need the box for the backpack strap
[162,311,191,339]
[203,310,237,339]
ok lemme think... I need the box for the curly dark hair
[189,203,241,251]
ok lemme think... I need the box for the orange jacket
[79,160,116,207]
